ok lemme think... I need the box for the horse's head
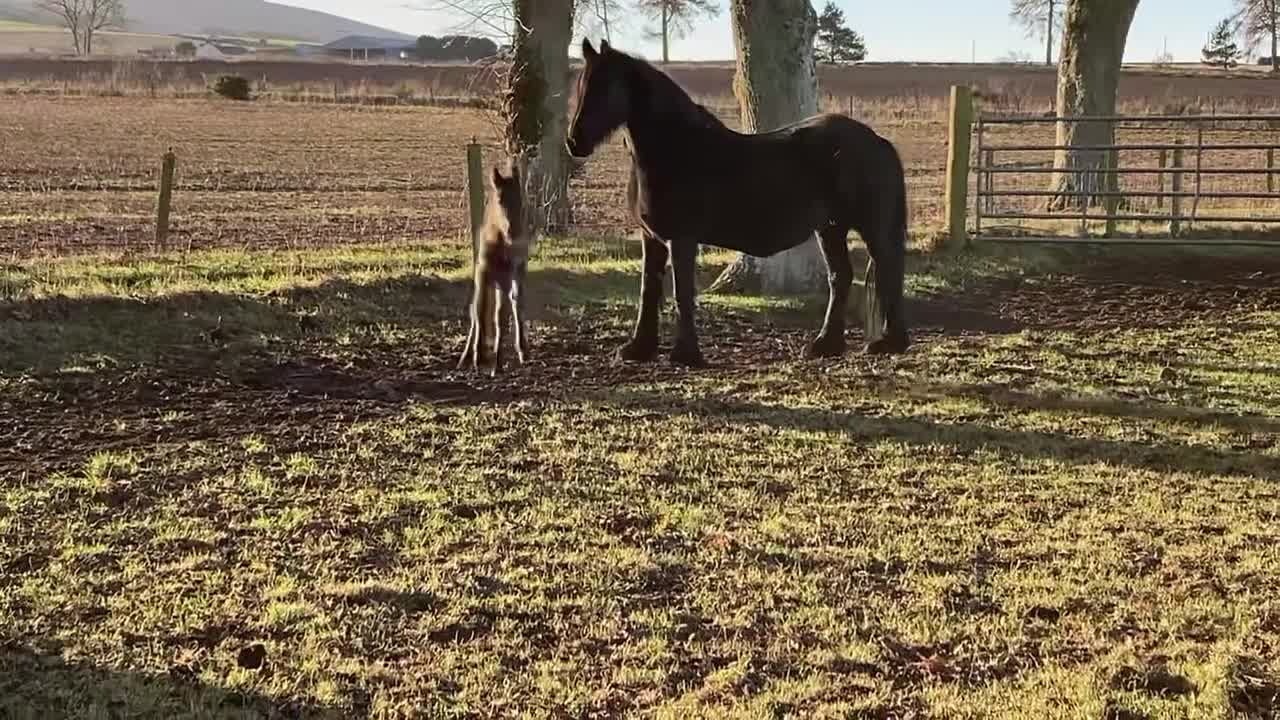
[486,161,529,252]
[566,38,630,160]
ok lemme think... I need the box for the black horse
[566,38,911,366]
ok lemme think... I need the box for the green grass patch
[1,239,1278,718]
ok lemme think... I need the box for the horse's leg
[668,239,707,367]
[512,261,531,365]
[491,283,508,375]
[863,196,910,355]
[458,283,480,370]
[618,231,669,362]
[804,226,854,359]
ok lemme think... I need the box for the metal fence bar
[975,166,1280,175]
[973,112,985,239]
[984,236,1280,246]
[980,114,1280,123]
[982,211,1280,223]
[976,189,1280,200]
[983,142,1280,152]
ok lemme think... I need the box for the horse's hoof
[617,338,659,363]
[864,333,909,355]
[804,334,847,359]
[669,345,708,368]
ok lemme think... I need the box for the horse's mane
[610,49,727,132]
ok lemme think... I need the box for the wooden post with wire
[1103,149,1119,238]
[1170,140,1184,237]
[944,85,974,247]
[1156,148,1167,209]
[1268,148,1275,195]
[155,148,176,249]
[465,139,485,264]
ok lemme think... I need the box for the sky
[279,0,1253,64]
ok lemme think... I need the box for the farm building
[321,35,415,61]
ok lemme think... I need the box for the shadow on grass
[600,387,1280,480]
[909,381,1280,436]
[0,643,341,720]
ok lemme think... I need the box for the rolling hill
[0,0,411,44]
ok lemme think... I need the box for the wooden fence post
[155,148,176,249]
[944,85,974,247]
[1103,149,1119,238]
[1268,148,1275,195]
[1156,149,1167,209]
[465,140,486,263]
[1170,140,1183,237]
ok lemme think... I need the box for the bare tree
[709,0,825,294]
[33,0,125,56]
[411,0,579,232]
[1234,0,1279,71]
[1047,0,1141,210]
[1009,0,1064,65]
[634,0,720,63]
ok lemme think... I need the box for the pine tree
[1203,17,1242,68]
[816,2,867,64]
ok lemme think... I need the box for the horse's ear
[491,166,506,190]
[600,39,611,54]
[582,37,597,60]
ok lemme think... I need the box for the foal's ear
[582,37,597,60]
[490,166,507,190]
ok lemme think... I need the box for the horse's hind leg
[805,226,854,359]
[618,231,668,362]
[458,269,485,370]
[511,261,531,365]
[862,203,909,355]
[491,284,508,375]
[668,240,707,368]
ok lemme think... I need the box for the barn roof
[322,35,413,52]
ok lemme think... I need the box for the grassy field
[2,236,1280,718]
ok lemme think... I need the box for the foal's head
[566,38,632,159]
[484,162,529,255]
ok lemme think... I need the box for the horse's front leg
[805,226,853,358]
[617,231,669,362]
[511,260,531,365]
[668,239,707,367]
[491,284,509,376]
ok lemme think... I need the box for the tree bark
[661,5,669,62]
[709,0,825,296]
[1046,0,1140,211]
[505,0,574,233]
[1045,0,1054,65]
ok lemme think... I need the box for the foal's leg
[511,261,530,365]
[805,226,854,359]
[668,240,707,367]
[491,284,509,375]
[458,268,486,370]
[618,231,669,362]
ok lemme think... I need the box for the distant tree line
[413,35,500,62]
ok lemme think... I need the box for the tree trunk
[1046,0,1140,211]
[661,5,669,63]
[1045,0,1054,66]
[709,0,825,296]
[1272,9,1278,74]
[505,0,574,233]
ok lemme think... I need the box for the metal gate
[972,113,1280,245]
